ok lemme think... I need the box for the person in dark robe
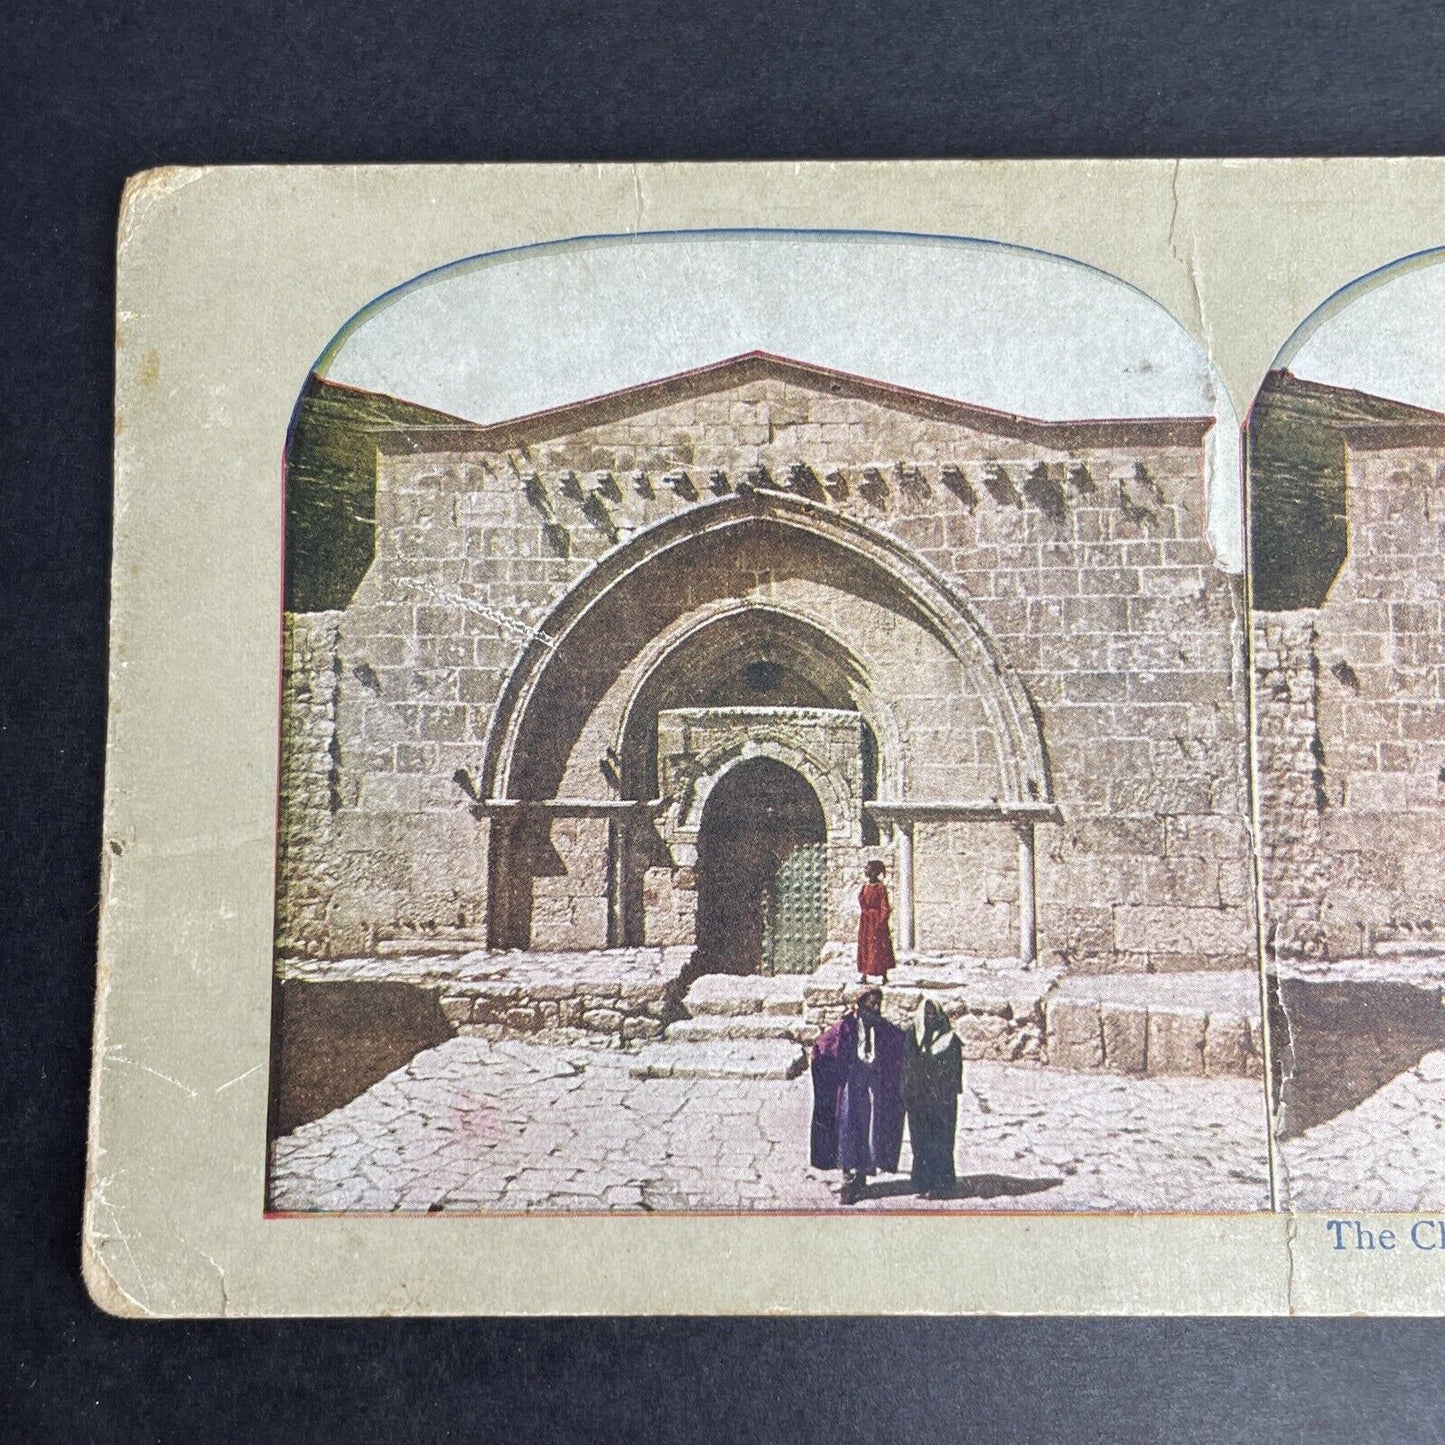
[856,860,897,983]
[903,998,964,1199]
[809,986,906,1205]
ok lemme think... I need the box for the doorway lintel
[658,706,865,848]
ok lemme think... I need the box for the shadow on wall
[284,376,472,612]
[1270,976,1445,1138]
[1247,370,1441,611]
[269,981,456,1137]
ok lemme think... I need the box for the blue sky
[1283,249,1445,413]
[321,231,1242,567]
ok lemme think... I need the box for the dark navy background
[5,0,1445,1438]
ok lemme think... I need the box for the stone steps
[667,964,1262,1080]
[659,973,813,1051]
[682,973,809,1018]
[666,1015,815,1044]
[628,1040,808,1081]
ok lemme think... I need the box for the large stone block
[1037,903,1116,973]
[1145,1008,1206,1076]
[1113,905,1252,959]
[1202,1014,1256,1078]
[1100,1005,1148,1073]
[1045,997,1103,1069]
[951,1012,1014,1060]
[641,866,697,946]
[621,1016,664,1043]
[581,1007,624,1034]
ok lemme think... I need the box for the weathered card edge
[85,159,1445,1318]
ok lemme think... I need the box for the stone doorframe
[650,707,863,966]
[656,706,865,863]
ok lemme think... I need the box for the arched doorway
[477,492,1054,959]
[695,758,827,975]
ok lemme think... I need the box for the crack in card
[89,160,1445,1315]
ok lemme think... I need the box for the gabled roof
[1343,421,1445,450]
[1254,369,1445,430]
[371,351,1214,454]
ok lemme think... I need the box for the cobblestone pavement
[269,1035,1272,1213]
[1280,1049,1445,1212]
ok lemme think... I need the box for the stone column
[606,816,627,948]
[1016,821,1037,966]
[895,818,915,955]
[485,812,514,950]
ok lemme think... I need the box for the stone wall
[1043,972,1262,1078]
[1251,613,1327,958]
[1255,433,1445,960]
[276,360,1255,972]
[529,815,610,950]
[276,607,491,957]
[275,612,341,955]
[280,947,687,1046]
[440,962,675,1044]
[913,820,1018,959]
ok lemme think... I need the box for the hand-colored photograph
[1250,249,1445,1213]
[265,230,1273,1215]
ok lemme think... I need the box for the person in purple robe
[809,986,906,1206]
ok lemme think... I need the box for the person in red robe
[856,860,896,983]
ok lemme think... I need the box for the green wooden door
[762,842,826,974]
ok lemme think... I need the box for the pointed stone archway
[476,490,1055,960]
[478,491,1050,805]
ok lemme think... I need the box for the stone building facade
[1254,418,1445,960]
[276,352,1256,977]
